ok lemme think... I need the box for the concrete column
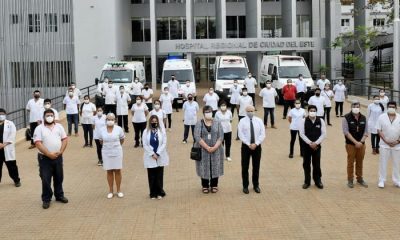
[353,0,369,94]
[215,0,226,39]
[281,0,296,38]
[311,0,321,74]
[150,0,157,90]
[393,0,400,97]
[186,0,195,77]
[325,0,341,81]
[245,0,262,85]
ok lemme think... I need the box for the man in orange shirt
[282,79,297,119]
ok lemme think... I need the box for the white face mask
[186,83,190,87]
[338,81,343,85]
[44,104,51,109]
[266,84,272,88]
[242,92,248,96]
[373,100,380,104]
[387,108,397,114]
[299,77,303,80]
[248,74,252,78]
[108,84,113,88]
[136,100,142,104]
[380,92,385,97]
[164,90,169,94]
[309,112,317,118]
[120,89,124,94]
[204,112,213,120]
[106,120,115,126]
[209,90,214,94]
[247,112,254,118]
[84,99,89,104]
[352,108,360,114]
[234,83,238,86]
[97,111,103,117]
[154,104,160,110]
[135,80,139,83]
[0,115,6,121]
[71,85,76,89]
[68,92,73,97]
[287,82,292,86]
[295,104,301,109]
[45,116,54,124]
[220,106,227,111]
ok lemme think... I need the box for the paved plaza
[0,92,399,240]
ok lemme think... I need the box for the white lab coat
[142,128,169,168]
[116,93,131,115]
[1,120,16,161]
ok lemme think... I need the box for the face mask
[151,123,158,128]
[71,85,76,89]
[136,100,142,104]
[380,92,385,97]
[288,83,292,86]
[106,120,115,126]
[120,89,124,94]
[154,104,160,110]
[188,97,193,101]
[164,90,169,94]
[234,83,238,86]
[221,106,227,111]
[135,80,139,83]
[247,112,254,118]
[44,104,51,109]
[308,112,317,118]
[108,84,113,88]
[243,92,248,96]
[248,74,252,78]
[352,108,360,114]
[45,116,54,124]
[186,83,190,87]
[104,80,109,84]
[34,94,40,99]
[315,93,320,97]
[295,104,301,109]
[299,77,303,80]
[266,84,271,88]
[325,87,329,90]
[374,100,380,104]
[209,90,214,94]
[84,100,89,104]
[338,81,343,85]
[172,78,175,81]
[0,115,6,121]
[68,92,73,97]
[97,111,103,117]
[204,112,213,120]
[387,108,397,114]
[144,87,149,90]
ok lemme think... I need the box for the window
[195,0,214,2]
[226,16,246,38]
[195,16,216,39]
[44,13,58,32]
[341,19,350,27]
[10,14,19,24]
[261,16,282,38]
[157,17,186,40]
[156,0,185,3]
[131,0,149,3]
[132,18,151,42]
[373,18,385,27]
[28,14,40,33]
[296,15,310,37]
[62,14,70,23]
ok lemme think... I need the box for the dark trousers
[82,124,93,146]
[0,151,20,183]
[249,93,256,107]
[201,177,219,188]
[183,125,195,141]
[173,98,179,111]
[230,105,239,117]
[38,154,64,202]
[290,130,303,156]
[335,102,344,116]
[117,115,129,132]
[263,107,275,126]
[241,144,262,188]
[302,145,322,185]
[133,122,146,145]
[323,107,331,125]
[283,100,295,117]
[146,103,153,112]
[223,132,232,158]
[371,133,380,150]
[95,139,102,161]
[147,167,165,198]
[104,104,116,116]
[166,114,172,129]
[30,122,38,145]
[296,92,306,107]
[66,114,79,135]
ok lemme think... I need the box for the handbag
[190,120,203,161]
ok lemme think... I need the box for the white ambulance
[213,56,249,102]
[99,61,146,89]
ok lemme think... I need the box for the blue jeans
[67,114,79,135]
[38,154,64,202]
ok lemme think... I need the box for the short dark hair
[154,99,161,105]
[299,74,303,77]
[0,108,6,114]
[43,109,55,117]
[84,95,89,99]
[315,88,321,92]
[44,99,52,104]
[97,106,103,111]
[220,101,227,106]
[34,90,40,94]
[203,105,213,114]
[372,95,379,99]
[242,87,248,91]
[308,105,317,111]
[387,101,397,108]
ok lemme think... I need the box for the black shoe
[243,188,249,194]
[289,154,293,158]
[42,202,50,209]
[125,130,129,133]
[302,183,310,189]
[15,181,21,187]
[254,186,261,193]
[282,117,286,119]
[328,123,332,126]
[56,197,69,203]
[134,144,139,148]
[315,182,324,189]
[235,137,240,141]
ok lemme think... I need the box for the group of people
[1,73,399,210]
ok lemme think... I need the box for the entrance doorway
[194,54,215,88]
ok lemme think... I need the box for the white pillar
[150,0,157,90]
[216,0,226,39]
[393,0,400,95]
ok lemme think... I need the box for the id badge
[207,134,211,140]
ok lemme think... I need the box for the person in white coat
[93,107,106,166]
[244,72,257,108]
[181,79,196,101]
[378,89,389,111]
[149,100,167,130]
[0,108,21,187]
[167,75,181,112]
[26,90,44,149]
[143,115,169,199]
[321,84,334,126]
[215,102,233,161]
[229,79,242,117]
[308,88,325,118]
[160,87,174,131]
[182,94,199,143]
[102,80,118,116]
[80,95,96,147]
[116,86,131,133]
[128,77,143,109]
[99,113,125,199]
[65,82,82,99]
[203,87,220,116]
[333,80,346,117]
[367,95,385,155]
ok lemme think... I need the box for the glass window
[44,13,58,32]
[261,16,281,38]
[100,70,133,83]
[162,70,193,83]
[157,18,169,40]
[341,19,350,27]
[217,68,248,80]
[278,66,311,78]
[195,17,207,39]
[157,17,186,41]
[226,16,238,38]
[132,19,143,42]
[28,14,40,33]
[10,14,19,24]
[62,14,70,23]
[296,15,310,37]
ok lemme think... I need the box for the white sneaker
[157,196,163,200]
[117,192,124,198]
[394,182,400,188]
[226,157,232,162]
[107,193,114,199]
[378,181,385,188]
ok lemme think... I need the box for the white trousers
[379,147,400,183]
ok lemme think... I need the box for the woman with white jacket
[0,108,21,187]
[143,115,169,199]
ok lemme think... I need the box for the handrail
[7,84,98,130]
